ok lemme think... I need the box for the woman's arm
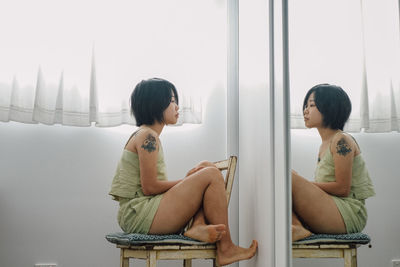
[185,161,216,177]
[137,129,182,196]
[313,133,354,197]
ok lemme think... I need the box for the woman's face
[163,92,179,125]
[303,92,323,128]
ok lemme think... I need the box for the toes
[216,224,226,231]
[216,233,221,241]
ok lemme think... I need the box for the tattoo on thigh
[336,138,352,156]
[142,134,157,152]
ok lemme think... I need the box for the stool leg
[120,249,129,267]
[147,251,157,267]
[183,259,192,267]
[351,248,357,267]
[344,248,357,267]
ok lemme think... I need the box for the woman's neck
[143,122,164,136]
[317,127,341,142]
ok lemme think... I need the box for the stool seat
[106,232,210,246]
[293,232,370,245]
[292,233,371,267]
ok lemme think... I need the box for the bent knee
[200,166,224,183]
[197,160,216,168]
[291,171,300,182]
[291,171,309,190]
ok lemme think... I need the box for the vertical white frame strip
[235,0,290,265]
[271,0,291,266]
[227,0,240,257]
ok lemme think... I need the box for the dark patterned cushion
[293,232,371,245]
[105,232,210,246]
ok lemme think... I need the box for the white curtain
[289,0,400,132]
[0,0,227,127]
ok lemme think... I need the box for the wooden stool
[293,243,359,267]
[292,233,371,267]
[118,243,218,267]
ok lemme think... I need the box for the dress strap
[124,128,143,148]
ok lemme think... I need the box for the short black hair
[303,84,352,130]
[131,78,179,126]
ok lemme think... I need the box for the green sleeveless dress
[315,143,375,233]
[109,145,167,234]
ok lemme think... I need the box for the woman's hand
[186,166,205,177]
[185,161,217,178]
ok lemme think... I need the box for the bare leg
[149,166,257,266]
[292,211,312,241]
[184,161,227,243]
[184,208,227,242]
[292,171,346,235]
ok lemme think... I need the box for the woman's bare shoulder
[125,127,159,153]
[331,132,357,156]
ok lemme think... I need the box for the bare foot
[292,225,312,241]
[217,240,258,266]
[184,224,227,243]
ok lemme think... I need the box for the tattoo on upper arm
[336,137,352,156]
[141,134,157,153]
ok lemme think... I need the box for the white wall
[0,87,230,267]
[291,129,400,267]
[238,1,277,267]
